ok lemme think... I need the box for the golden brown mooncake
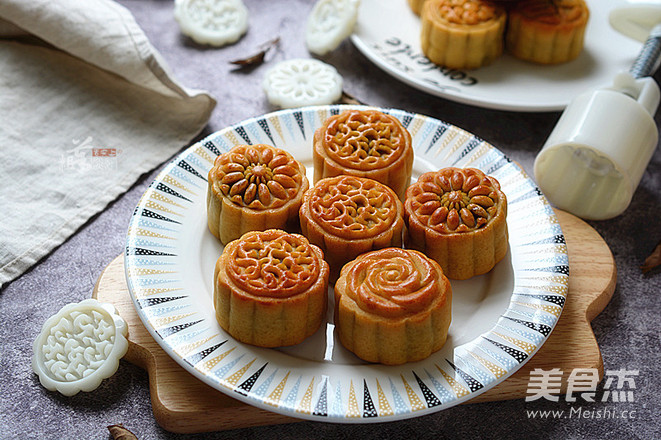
[334,247,452,365]
[420,0,507,70]
[506,0,589,64]
[404,167,508,280]
[214,229,329,347]
[299,175,405,281]
[207,144,309,244]
[408,0,429,15]
[313,109,414,201]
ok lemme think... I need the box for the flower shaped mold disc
[174,0,248,46]
[306,0,361,55]
[263,59,343,109]
[32,299,129,396]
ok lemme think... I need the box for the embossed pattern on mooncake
[334,247,452,365]
[210,144,306,209]
[308,175,400,239]
[300,175,404,280]
[406,167,503,233]
[207,144,308,244]
[227,229,320,297]
[215,229,329,347]
[321,110,408,170]
[405,167,508,280]
[346,248,443,318]
[313,109,413,200]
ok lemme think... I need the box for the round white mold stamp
[32,299,129,396]
[263,58,343,109]
[174,0,249,46]
[306,0,360,55]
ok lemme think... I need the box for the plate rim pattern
[124,104,568,422]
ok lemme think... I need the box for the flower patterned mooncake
[207,144,309,244]
[420,0,507,70]
[506,0,589,65]
[334,247,452,365]
[404,167,508,280]
[313,109,414,200]
[214,229,329,347]
[299,175,405,281]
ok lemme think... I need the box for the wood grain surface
[92,209,616,433]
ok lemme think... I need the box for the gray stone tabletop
[2,1,660,438]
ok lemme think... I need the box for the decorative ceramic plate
[351,0,639,111]
[125,105,568,422]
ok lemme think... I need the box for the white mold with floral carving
[306,0,361,55]
[174,0,248,46]
[32,299,129,396]
[263,58,343,108]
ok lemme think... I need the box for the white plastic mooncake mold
[174,0,248,46]
[32,299,129,396]
[306,0,361,55]
[262,58,343,108]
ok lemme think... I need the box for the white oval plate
[351,0,640,111]
[125,105,568,422]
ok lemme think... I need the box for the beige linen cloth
[0,0,216,287]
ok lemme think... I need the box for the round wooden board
[93,209,616,433]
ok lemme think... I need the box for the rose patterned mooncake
[334,247,452,365]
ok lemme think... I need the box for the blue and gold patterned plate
[125,105,568,422]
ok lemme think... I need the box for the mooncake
[420,0,507,70]
[506,0,589,64]
[207,144,309,244]
[334,247,452,365]
[408,0,429,15]
[313,109,414,201]
[214,229,329,347]
[299,175,405,281]
[404,167,508,280]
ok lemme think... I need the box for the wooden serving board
[93,209,616,434]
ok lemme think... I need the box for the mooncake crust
[313,109,414,200]
[299,175,405,281]
[207,144,309,244]
[408,0,429,15]
[214,229,329,347]
[421,0,507,70]
[334,247,452,365]
[506,0,589,64]
[404,167,508,280]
